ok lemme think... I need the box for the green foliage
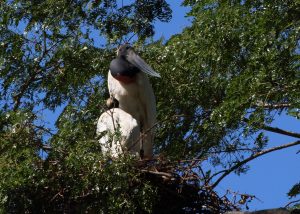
[0,0,171,212]
[288,182,300,198]
[0,0,300,212]
[146,0,300,160]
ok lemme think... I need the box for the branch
[13,73,39,111]
[244,118,300,139]
[285,199,300,208]
[12,39,60,111]
[128,114,188,150]
[211,140,300,189]
[262,124,300,139]
[140,169,173,178]
[253,102,291,109]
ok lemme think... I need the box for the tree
[149,0,300,206]
[0,0,300,213]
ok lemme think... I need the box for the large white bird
[96,98,140,157]
[108,44,160,159]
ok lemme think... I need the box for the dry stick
[211,140,300,189]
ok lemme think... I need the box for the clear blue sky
[156,1,300,211]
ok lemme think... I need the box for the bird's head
[117,43,132,58]
[116,43,161,78]
[106,97,119,109]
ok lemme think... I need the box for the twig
[50,190,64,202]
[244,118,300,139]
[285,199,300,208]
[253,102,291,109]
[34,125,55,136]
[13,72,39,111]
[176,158,207,163]
[12,39,60,111]
[73,192,92,200]
[140,169,173,178]
[128,114,189,150]
[262,125,300,139]
[211,140,300,189]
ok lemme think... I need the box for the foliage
[289,182,300,198]
[0,0,300,212]
[148,0,300,159]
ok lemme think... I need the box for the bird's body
[108,71,156,157]
[96,108,140,157]
[107,44,160,158]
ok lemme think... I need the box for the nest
[136,158,240,214]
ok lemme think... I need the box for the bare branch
[285,199,300,208]
[244,118,300,139]
[140,169,173,178]
[253,102,291,109]
[211,140,300,189]
[262,124,300,139]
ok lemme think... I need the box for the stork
[97,98,140,157]
[108,44,160,159]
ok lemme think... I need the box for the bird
[96,97,140,158]
[108,43,160,159]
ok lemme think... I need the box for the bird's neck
[113,74,137,84]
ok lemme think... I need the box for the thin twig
[128,114,188,150]
[50,190,64,202]
[211,140,300,189]
[244,118,300,139]
[253,102,291,109]
[285,199,300,208]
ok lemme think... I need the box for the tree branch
[253,102,291,109]
[244,117,300,139]
[13,73,39,111]
[140,170,173,178]
[12,39,60,111]
[285,199,300,208]
[211,140,300,189]
[262,124,300,139]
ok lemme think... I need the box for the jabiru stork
[97,98,140,157]
[108,44,160,159]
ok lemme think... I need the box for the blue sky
[157,1,300,211]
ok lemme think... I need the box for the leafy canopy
[0,0,300,212]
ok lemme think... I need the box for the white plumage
[98,43,160,159]
[96,108,140,157]
[107,71,156,158]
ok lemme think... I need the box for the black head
[114,44,161,78]
[117,43,132,58]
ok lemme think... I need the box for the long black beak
[126,49,161,78]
